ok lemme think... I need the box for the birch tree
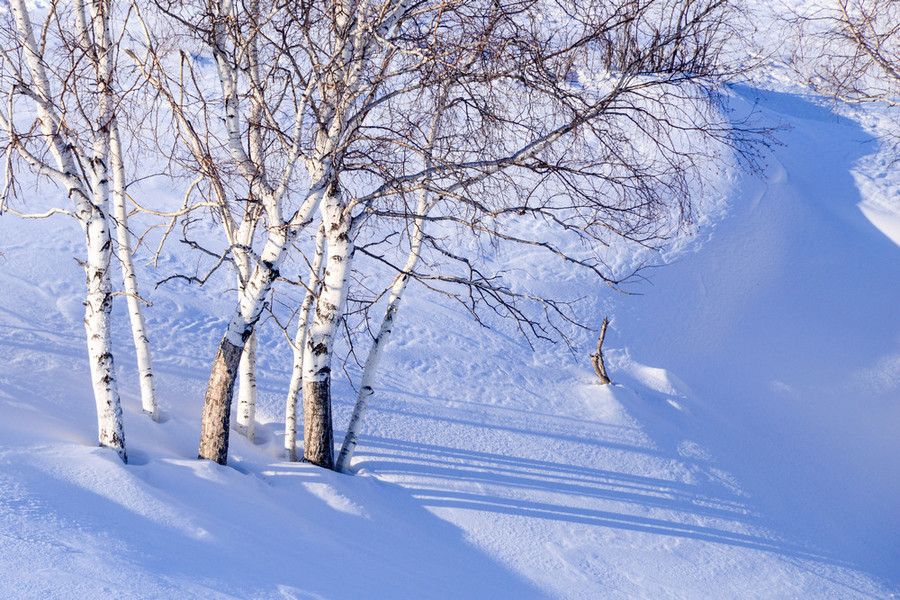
[0,0,159,460]
[130,0,375,465]
[284,222,325,461]
[110,109,159,421]
[335,91,446,472]
[133,0,759,469]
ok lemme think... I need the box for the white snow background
[1,4,900,600]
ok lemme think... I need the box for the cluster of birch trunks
[1,0,788,471]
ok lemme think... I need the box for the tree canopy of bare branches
[789,0,900,151]
[126,0,761,469]
[791,0,900,104]
[1,0,766,469]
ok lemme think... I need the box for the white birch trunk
[198,227,287,463]
[85,0,127,461]
[214,0,265,444]
[336,92,444,471]
[233,8,264,440]
[336,197,429,472]
[110,121,158,421]
[82,195,127,463]
[235,328,257,440]
[302,195,353,469]
[9,0,126,460]
[284,222,326,461]
[232,217,259,441]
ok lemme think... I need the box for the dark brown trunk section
[303,378,334,469]
[198,337,244,464]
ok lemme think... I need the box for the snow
[606,85,900,587]
[2,13,900,600]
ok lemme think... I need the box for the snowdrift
[1,90,898,599]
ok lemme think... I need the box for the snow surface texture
[2,34,900,600]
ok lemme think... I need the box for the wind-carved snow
[622,362,693,405]
[854,159,900,248]
[34,447,212,541]
[857,202,900,247]
[301,483,369,518]
[347,293,891,598]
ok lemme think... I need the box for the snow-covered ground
[2,23,900,600]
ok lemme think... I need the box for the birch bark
[335,194,429,472]
[197,179,328,463]
[302,194,353,469]
[84,0,128,461]
[82,205,128,462]
[284,222,326,461]
[235,329,257,441]
[234,0,266,442]
[7,0,127,460]
[232,214,260,441]
[198,233,286,463]
[110,98,158,421]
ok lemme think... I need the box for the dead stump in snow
[590,317,611,385]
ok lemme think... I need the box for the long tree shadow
[359,435,751,519]
[351,401,864,574]
[365,389,675,460]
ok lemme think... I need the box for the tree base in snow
[199,338,243,464]
[303,379,335,470]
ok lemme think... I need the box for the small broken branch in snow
[590,317,612,385]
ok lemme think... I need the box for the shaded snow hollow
[1,90,900,600]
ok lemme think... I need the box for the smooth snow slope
[610,87,900,584]
[1,91,899,598]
